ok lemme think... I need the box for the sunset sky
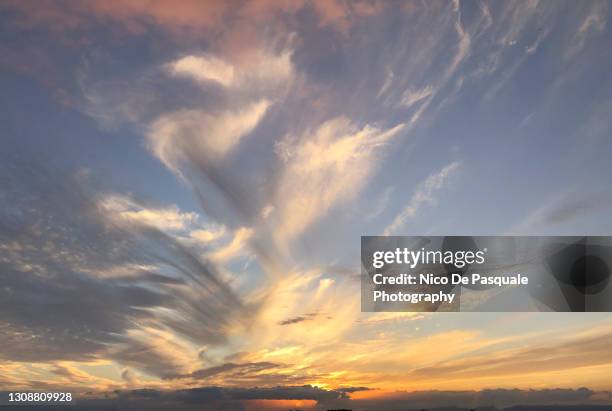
[1,1,612,410]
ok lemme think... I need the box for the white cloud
[383,161,461,235]
[148,49,295,181]
[100,194,229,246]
[166,50,293,91]
[400,86,433,108]
[168,54,236,87]
[396,8,471,130]
[377,68,395,99]
[209,227,254,263]
[147,99,270,177]
[261,205,275,219]
[190,226,227,243]
[100,194,199,232]
[273,117,405,243]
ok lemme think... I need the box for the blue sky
[1,1,612,409]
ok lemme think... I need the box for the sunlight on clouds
[243,399,317,411]
[99,193,229,245]
[169,54,236,87]
[248,269,360,352]
[314,278,334,300]
[167,50,293,91]
[83,262,160,279]
[100,194,199,231]
[297,328,529,390]
[223,325,517,390]
[358,312,425,324]
[209,227,254,263]
[399,324,612,390]
[190,226,227,243]
[274,118,405,243]
[147,100,270,176]
[110,326,201,378]
[0,360,120,392]
[49,362,104,386]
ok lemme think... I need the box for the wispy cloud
[100,194,200,232]
[167,51,294,91]
[273,118,405,243]
[147,100,271,177]
[508,191,612,235]
[0,159,249,380]
[565,1,608,59]
[384,161,461,235]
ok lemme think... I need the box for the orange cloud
[2,0,386,36]
[2,0,229,34]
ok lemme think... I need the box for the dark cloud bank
[2,387,612,411]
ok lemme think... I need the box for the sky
[1,1,612,410]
